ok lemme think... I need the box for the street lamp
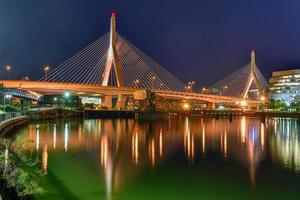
[220,85,228,95]
[4,94,12,110]
[133,79,140,88]
[5,65,11,80]
[64,92,70,98]
[63,92,70,107]
[22,76,30,81]
[187,81,195,93]
[43,65,51,77]
[150,76,156,89]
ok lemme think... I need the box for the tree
[268,99,287,111]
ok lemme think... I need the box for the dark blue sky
[1,0,300,88]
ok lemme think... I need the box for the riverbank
[25,108,83,120]
[186,110,300,118]
[0,116,29,138]
[0,116,31,200]
[85,109,300,120]
[0,108,82,199]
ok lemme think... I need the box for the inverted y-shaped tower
[101,13,125,87]
[242,50,264,99]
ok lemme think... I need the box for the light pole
[22,76,30,81]
[187,81,195,93]
[133,79,140,88]
[220,85,228,96]
[5,65,11,80]
[5,94,12,105]
[43,65,51,77]
[3,93,12,111]
[151,76,156,90]
[64,92,70,107]
[2,91,5,112]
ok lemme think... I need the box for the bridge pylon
[208,50,268,101]
[242,50,264,99]
[101,12,125,87]
[101,13,127,110]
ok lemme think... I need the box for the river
[13,117,300,200]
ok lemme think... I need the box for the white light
[64,124,69,152]
[64,92,70,98]
[218,105,225,110]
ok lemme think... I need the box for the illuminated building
[269,69,300,104]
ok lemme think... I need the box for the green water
[13,117,300,200]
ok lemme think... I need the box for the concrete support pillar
[103,96,113,109]
[116,95,127,110]
[207,102,216,110]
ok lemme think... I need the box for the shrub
[0,139,44,197]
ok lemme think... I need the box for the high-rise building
[269,69,300,104]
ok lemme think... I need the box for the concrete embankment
[84,110,171,120]
[84,109,300,120]
[25,108,83,120]
[84,110,135,119]
[0,108,83,137]
[186,110,300,118]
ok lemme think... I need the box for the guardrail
[28,107,80,112]
[27,107,56,112]
[0,112,24,125]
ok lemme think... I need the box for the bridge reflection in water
[13,117,300,200]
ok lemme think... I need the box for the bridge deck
[1,80,263,104]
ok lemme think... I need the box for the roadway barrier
[0,112,24,124]
[0,114,29,137]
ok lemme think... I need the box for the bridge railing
[28,107,57,112]
[0,112,25,126]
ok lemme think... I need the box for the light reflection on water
[269,118,300,173]
[13,117,300,199]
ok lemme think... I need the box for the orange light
[43,65,50,72]
[240,100,247,107]
[183,103,190,110]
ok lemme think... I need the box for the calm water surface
[14,117,300,200]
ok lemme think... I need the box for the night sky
[1,0,300,88]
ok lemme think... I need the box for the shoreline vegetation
[0,139,44,200]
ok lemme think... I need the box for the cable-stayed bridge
[0,14,268,109]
